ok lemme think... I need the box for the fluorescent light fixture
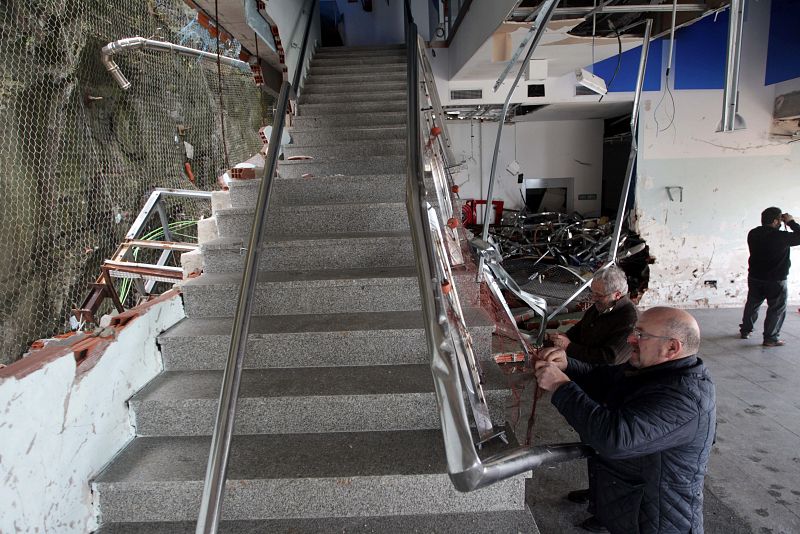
[575,68,607,96]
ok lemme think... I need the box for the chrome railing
[404,0,591,491]
[195,1,317,531]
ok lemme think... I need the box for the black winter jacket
[552,356,716,534]
[565,297,638,365]
[747,221,800,281]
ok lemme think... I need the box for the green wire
[118,219,199,303]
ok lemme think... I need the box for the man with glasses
[548,265,638,366]
[739,207,800,347]
[535,307,716,534]
[543,266,637,514]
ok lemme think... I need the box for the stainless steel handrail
[405,0,591,492]
[195,1,316,532]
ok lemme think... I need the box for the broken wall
[636,0,800,307]
[0,293,184,533]
[0,0,267,364]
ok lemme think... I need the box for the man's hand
[534,361,571,392]
[782,213,795,223]
[537,347,568,370]
[548,332,571,350]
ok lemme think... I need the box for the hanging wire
[654,0,679,136]
[598,23,622,103]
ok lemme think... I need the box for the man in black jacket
[740,207,800,346]
[548,266,637,365]
[535,307,716,534]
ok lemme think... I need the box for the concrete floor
[512,306,800,534]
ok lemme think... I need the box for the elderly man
[536,307,716,534]
[548,266,637,366]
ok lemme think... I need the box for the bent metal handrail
[404,0,591,492]
[195,1,317,532]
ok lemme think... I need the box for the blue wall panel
[765,0,800,85]
[589,39,662,92]
[674,11,728,90]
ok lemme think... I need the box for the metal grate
[0,0,272,363]
[450,89,483,100]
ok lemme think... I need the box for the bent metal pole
[547,18,652,322]
[479,0,560,258]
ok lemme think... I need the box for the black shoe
[740,331,751,339]
[566,488,590,504]
[578,516,609,533]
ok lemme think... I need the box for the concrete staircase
[93,45,537,533]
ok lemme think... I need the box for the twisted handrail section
[404,0,591,492]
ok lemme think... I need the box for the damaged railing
[404,0,591,492]
[194,0,317,532]
[73,188,211,325]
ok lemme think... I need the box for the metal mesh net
[0,0,271,363]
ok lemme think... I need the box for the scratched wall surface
[634,0,800,308]
[0,294,184,533]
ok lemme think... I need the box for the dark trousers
[740,277,788,342]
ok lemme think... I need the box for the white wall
[265,0,321,85]
[635,0,800,307]
[334,0,404,46]
[447,0,517,79]
[0,295,184,533]
[447,119,604,216]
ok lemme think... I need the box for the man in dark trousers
[543,265,638,521]
[548,265,638,365]
[536,307,716,534]
[740,207,800,346]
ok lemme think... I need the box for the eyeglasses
[590,291,615,299]
[631,329,674,341]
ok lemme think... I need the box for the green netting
[0,0,271,363]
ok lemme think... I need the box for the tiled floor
[515,306,800,534]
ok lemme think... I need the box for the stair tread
[160,308,492,339]
[94,429,511,483]
[95,510,538,533]
[182,266,418,288]
[132,362,508,401]
[202,231,411,249]
[216,201,405,215]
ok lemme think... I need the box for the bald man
[535,307,716,534]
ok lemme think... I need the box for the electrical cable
[598,25,622,103]
[654,0,679,136]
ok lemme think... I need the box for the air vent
[575,85,597,96]
[451,89,483,100]
[527,84,545,97]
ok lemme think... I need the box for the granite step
[302,80,406,95]
[129,363,509,436]
[229,173,406,208]
[278,155,405,179]
[214,202,408,239]
[92,430,528,522]
[283,139,405,159]
[315,44,405,56]
[201,232,414,273]
[157,308,495,371]
[288,125,406,146]
[309,63,406,77]
[305,71,407,86]
[299,90,406,105]
[298,100,406,117]
[180,267,420,317]
[292,112,405,129]
[310,55,406,67]
[95,509,539,533]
